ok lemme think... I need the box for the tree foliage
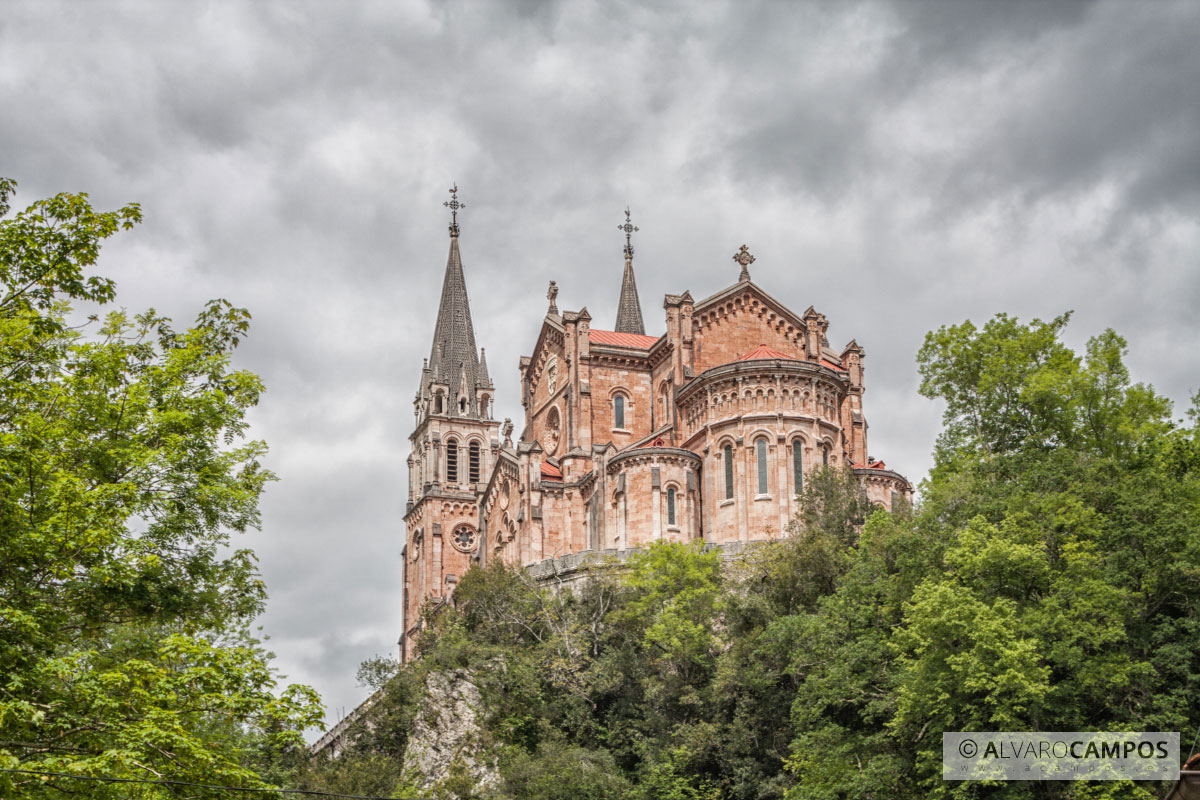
[0,180,320,799]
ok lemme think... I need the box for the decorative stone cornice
[851,466,911,488]
[589,349,652,370]
[606,446,701,475]
[676,358,848,406]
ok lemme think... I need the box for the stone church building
[400,188,911,660]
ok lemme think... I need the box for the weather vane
[733,244,755,282]
[444,183,465,237]
[618,207,638,260]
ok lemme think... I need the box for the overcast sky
[3,0,1198,736]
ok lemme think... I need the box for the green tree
[501,740,632,800]
[0,181,321,798]
[880,312,1198,799]
[622,540,723,682]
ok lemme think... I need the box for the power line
[0,767,421,799]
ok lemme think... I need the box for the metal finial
[547,280,559,314]
[618,207,639,260]
[444,183,465,237]
[733,244,755,282]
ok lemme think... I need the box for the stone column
[431,435,441,486]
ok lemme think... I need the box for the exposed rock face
[401,669,499,796]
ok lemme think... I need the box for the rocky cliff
[401,669,500,796]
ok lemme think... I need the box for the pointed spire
[478,347,492,387]
[615,208,645,335]
[423,185,485,415]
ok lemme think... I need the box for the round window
[451,524,478,553]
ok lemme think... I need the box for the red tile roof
[739,343,799,361]
[540,461,562,479]
[589,329,660,349]
[737,345,846,372]
[852,460,889,471]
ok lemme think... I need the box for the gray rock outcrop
[401,669,499,796]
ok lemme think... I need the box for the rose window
[545,406,561,455]
[452,524,478,553]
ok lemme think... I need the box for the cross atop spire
[444,183,465,237]
[733,244,755,282]
[618,207,639,260]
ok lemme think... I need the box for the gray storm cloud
[3,0,1197,735]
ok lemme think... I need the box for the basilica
[400,188,912,660]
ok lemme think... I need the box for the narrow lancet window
[667,487,676,526]
[469,441,481,483]
[724,444,734,499]
[756,438,768,494]
[614,394,625,429]
[446,438,458,483]
[793,443,804,495]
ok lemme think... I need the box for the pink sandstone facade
[400,193,911,660]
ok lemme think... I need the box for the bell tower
[401,185,499,661]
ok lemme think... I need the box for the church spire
[614,207,645,335]
[477,347,492,387]
[423,184,484,415]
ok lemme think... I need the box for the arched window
[793,442,804,495]
[823,445,829,466]
[446,438,458,483]
[723,444,734,500]
[614,394,625,429]
[468,441,481,483]
[666,486,676,526]
[434,391,444,414]
[480,395,490,419]
[756,438,768,494]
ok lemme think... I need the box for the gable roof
[693,279,807,332]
